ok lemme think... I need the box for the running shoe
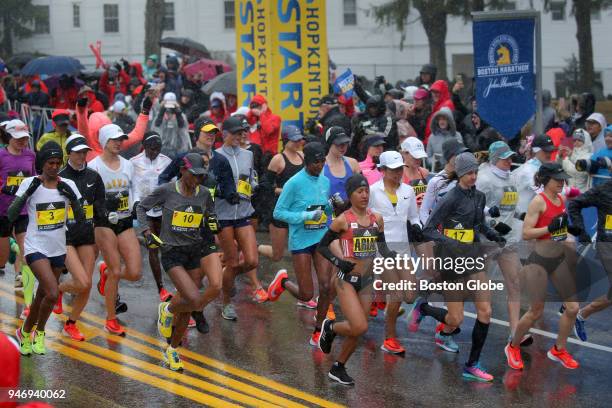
[115,296,128,314]
[267,269,288,301]
[408,297,426,332]
[63,321,85,341]
[381,338,406,354]
[327,304,336,320]
[222,303,238,321]
[15,327,32,356]
[297,299,318,309]
[504,342,524,370]
[434,331,459,353]
[157,302,173,338]
[369,303,378,317]
[462,362,494,382]
[32,330,46,355]
[19,306,30,320]
[574,315,587,342]
[97,262,107,296]
[159,288,173,302]
[105,318,126,336]
[191,311,209,334]
[53,292,63,315]
[318,318,336,354]
[547,346,579,369]
[188,317,196,328]
[309,330,321,346]
[8,237,19,264]
[252,287,268,303]
[163,346,184,371]
[328,363,354,386]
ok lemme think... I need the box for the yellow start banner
[236,0,328,129]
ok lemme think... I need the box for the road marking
[0,284,344,408]
[0,321,241,408]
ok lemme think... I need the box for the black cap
[538,162,570,180]
[532,134,556,152]
[143,131,162,146]
[345,174,369,197]
[181,152,207,176]
[364,134,386,150]
[442,139,469,162]
[325,126,350,146]
[320,95,338,106]
[303,142,326,165]
[37,141,63,169]
[65,134,91,152]
[223,117,245,134]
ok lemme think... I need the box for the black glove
[488,206,501,218]
[57,180,78,201]
[567,225,583,237]
[227,192,240,206]
[25,177,42,197]
[337,259,356,275]
[407,222,424,243]
[518,212,526,221]
[121,59,130,72]
[1,184,19,196]
[495,235,507,248]
[141,96,153,114]
[131,201,140,219]
[548,214,568,233]
[77,96,88,107]
[494,222,512,236]
[114,62,122,72]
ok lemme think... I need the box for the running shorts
[25,252,66,268]
[161,244,203,272]
[0,215,28,237]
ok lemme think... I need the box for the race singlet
[67,202,94,223]
[36,201,66,231]
[171,205,203,232]
[304,204,327,230]
[237,174,252,199]
[443,228,475,243]
[500,186,518,212]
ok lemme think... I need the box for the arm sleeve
[8,178,32,222]
[316,229,346,269]
[423,194,454,244]
[136,185,166,233]
[376,231,396,258]
[567,185,600,231]
[273,181,306,224]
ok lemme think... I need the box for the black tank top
[277,152,304,188]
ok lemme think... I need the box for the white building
[12,0,612,97]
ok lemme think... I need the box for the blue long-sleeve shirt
[590,147,612,186]
[273,168,332,251]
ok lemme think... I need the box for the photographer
[152,92,192,160]
[575,125,612,187]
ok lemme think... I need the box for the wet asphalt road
[1,232,612,408]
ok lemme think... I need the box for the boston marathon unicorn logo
[476,34,528,97]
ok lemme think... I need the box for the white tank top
[88,155,136,219]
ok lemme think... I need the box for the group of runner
[1,113,611,386]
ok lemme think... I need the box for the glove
[227,192,240,205]
[141,96,153,114]
[303,209,324,221]
[77,95,88,107]
[567,225,582,237]
[337,259,356,275]
[57,181,77,201]
[494,222,512,236]
[122,59,130,72]
[547,214,568,233]
[495,235,507,248]
[131,201,140,219]
[518,212,526,221]
[565,186,581,198]
[330,192,345,209]
[25,177,42,197]
[206,213,220,234]
[488,206,500,218]
[407,222,424,243]
[144,232,164,249]
[108,212,119,225]
[575,159,588,172]
[114,62,122,72]
[1,184,19,196]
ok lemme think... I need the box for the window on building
[103,4,119,33]
[550,1,566,21]
[343,0,357,26]
[224,0,235,29]
[163,2,175,31]
[34,5,50,34]
[73,3,81,28]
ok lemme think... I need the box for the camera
[575,157,612,173]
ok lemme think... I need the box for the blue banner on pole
[333,69,354,98]
[473,18,535,139]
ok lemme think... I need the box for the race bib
[171,206,203,232]
[68,204,94,222]
[36,201,66,231]
[411,181,427,196]
[237,176,252,199]
[304,205,327,230]
[551,226,568,241]
[605,214,612,232]
[444,228,474,243]
[106,191,129,212]
[500,187,518,212]
[6,176,25,186]
[352,232,378,258]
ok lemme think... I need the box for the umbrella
[6,52,47,71]
[183,58,232,82]
[159,37,211,58]
[201,71,237,95]
[21,56,85,76]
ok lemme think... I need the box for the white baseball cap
[65,134,91,152]
[111,100,126,112]
[5,119,30,139]
[400,137,427,159]
[377,151,405,169]
[163,92,178,109]
[99,124,127,149]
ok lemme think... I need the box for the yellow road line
[0,322,242,408]
[0,283,344,408]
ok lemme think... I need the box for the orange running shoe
[97,262,107,296]
[63,321,85,341]
[104,318,126,336]
[159,288,173,302]
[53,292,63,314]
[326,304,336,320]
[547,346,579,369]
[267,269,288,301]
[252,287,268,303]
[504,342,524,370]
[381,337,406,354]
[309,330,321,346]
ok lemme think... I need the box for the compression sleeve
[316,229,345,269]
[376,231,397,258]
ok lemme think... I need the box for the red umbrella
[183,58,232,82]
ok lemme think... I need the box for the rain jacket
[476,162,519,241]
[350,95,397,159]
[247,94,282,155]
[151,109,192,159]
[214,145,257,221]
[558,133,593,191]
[204,92,230,129]
[568,178,612,242]
[425,80,455,143]
[426,108,462,168]
[588,112,607,152]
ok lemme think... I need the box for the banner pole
[534,12,543,134]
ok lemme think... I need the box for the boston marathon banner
[473,17,535,139]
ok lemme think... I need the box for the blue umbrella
[21,56,85,76]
